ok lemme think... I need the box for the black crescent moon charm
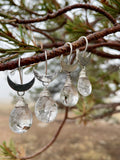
[7,76,35,92]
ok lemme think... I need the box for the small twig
[14,4,116,25]
[90,49,120,59]
[30,20,66,32]
[27,25,55,43]
[0,19,16,23]
[19,108,68,160]
[67,103,120,120]
[93,103,120,110]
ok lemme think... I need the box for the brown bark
[0,24,120,71]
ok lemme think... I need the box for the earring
[33,51,58,123]
[76,36,92,97]
[7,56,35,133]
[60,42,79,107]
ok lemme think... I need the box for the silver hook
[45,51,47,75]
[17,56,25,96]
[66,42,73,64]
[60,42,73,65]
[78,36,88,56]
[76,36,91,67]
[60,42,73,71]
[18,56,23,85]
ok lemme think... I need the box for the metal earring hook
[33,50,58,86]
[45,51,48,75]
[76,36,91,67]
[17,56,25,96]
[78,36,88,56]
[18,56,23,85]
[66,42,73,65]
[60,42,78,73]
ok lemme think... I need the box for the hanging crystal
[35,87,58,123]
[60,42,79,107]
[34,51,58,123]
[9,96,32,133]
[77,67,92,97]
[60,73,79,107]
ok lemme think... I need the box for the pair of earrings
[60,37,92,107]
[7,52,58,134]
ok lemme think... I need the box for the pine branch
[13,4,116,25]
[90,49,120,59]
[0,24,119,71]
[67,103,120,120]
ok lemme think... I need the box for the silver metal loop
[18,56,23,85]
[78,36,88,56]
[45,51,48,75]
[66,42,73,64]
[17,91,25,97]
[60,42,78,73]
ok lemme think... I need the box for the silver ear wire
[76,36,91,67]
[33,50,58,87]
[18,56,23,85]
[60,42,78,73]
[78,36,88,56]
[66,42,73,64]
[45,51,48,75]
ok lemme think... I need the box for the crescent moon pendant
[7,76,35,92]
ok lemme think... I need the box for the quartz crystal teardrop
[77,68,92,96]
[9,97,32,133]
[60,74,79,107]
[35,88,58,123]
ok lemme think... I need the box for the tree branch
[19,107,68,160]
[26,25,55,43]
[67,103,120,120]
[14,4,116,25]
[31,20,66,32]
[87,41,120,52]
[8,0,43,16]
[90,49,120,59]
[42,41,120,50]
[0,24,120,71]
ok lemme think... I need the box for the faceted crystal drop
[35,88,58,123]
[77,68,92,96]
[60,74,79,107]
[9,97,32,134]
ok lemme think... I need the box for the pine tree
[0,0,120,159]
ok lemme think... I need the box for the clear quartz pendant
[60,74,79,107]
[9,96,32,134]
[77,67,92,97]
[35,87,58,123]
